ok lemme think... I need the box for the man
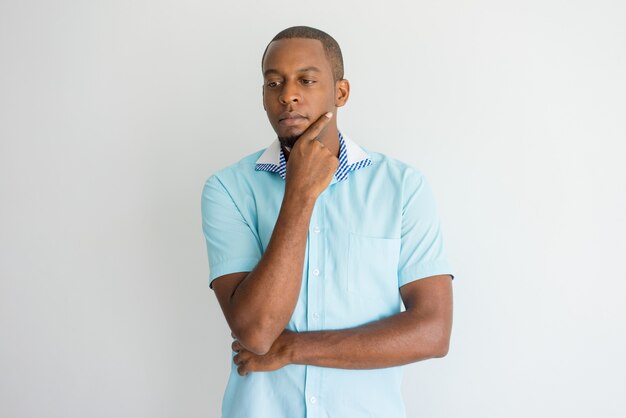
[201,26,454,418]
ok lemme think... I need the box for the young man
[202,26,454,418]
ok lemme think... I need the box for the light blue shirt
[201,132,453,418]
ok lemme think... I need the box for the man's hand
[232,329,295,376]
[285,112,339,200]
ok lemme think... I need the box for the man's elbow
[430,322,452,358]
[232,323,278,355]
[417,321,451,359]
[431,337,450,358]
[242,338,273,356]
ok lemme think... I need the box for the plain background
[1,0,625,417]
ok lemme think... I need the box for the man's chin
[278,135,301,149]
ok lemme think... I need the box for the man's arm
[232,274,453,374]
[212,113,338,355]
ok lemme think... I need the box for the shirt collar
[255,131,372,182]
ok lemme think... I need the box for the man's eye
[266,81,280,88]
[302,79,316,85]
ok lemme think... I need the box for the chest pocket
[346,233,401,306]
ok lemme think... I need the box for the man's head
[262,26,350,149]
[262,26,344,82]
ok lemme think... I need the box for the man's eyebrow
[263,69,281,77]
[263,67,322,77]
[297,66,322,73]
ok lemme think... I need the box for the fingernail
[325,112,333,118]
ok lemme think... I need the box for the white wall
[1,1,625,417]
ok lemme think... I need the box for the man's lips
[278,112,307,126]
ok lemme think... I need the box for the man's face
[262,38,338,148]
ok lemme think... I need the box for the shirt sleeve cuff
[208,257,259,288]
[398,260,454,287]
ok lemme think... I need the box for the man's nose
[278,83,301,104]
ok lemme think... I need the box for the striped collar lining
[255,132,372,182]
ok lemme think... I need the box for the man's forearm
[227,190,315,352]
[233,306,451,375]
[286,310,450,369]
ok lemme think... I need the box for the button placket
[305,197,324,417]
[307,200,323,332]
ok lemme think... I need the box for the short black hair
[261,26,344,81]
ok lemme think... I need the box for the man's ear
[335,79,350,108]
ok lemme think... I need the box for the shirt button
[314,225,321,233]
[312,268,319,276]
[312,312,320,320]
[310,396,317,404]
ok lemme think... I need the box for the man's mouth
[278,112,307,126]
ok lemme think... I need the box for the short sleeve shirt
[201,132,453,418]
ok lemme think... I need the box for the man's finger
[231,340,241,352]
[301,111,333,142]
